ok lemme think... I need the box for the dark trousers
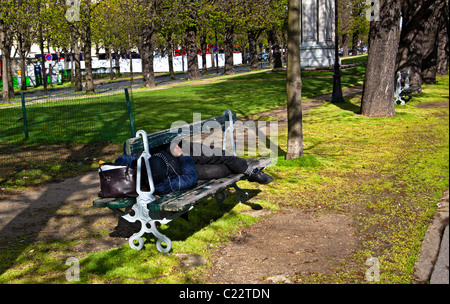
[187,142,249,180]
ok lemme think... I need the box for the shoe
[247,168,273,185]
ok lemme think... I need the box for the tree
[436,0,449,75]
[395,0,425,89]
[158,0,183,80]
[285,0,303,160]
[14,0,37,91]
[1,0,16,103]
[81,0,94,93]
[215,0,241,75]
[361,0,402,117]
[181,0,201,81]
[338,0,353,57]
[140,0,160,88]
[243,0,270,70]
[350,0,369,55]
[396,0,447,89]
[421,0,446,84]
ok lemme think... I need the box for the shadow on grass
[108,187,263,249]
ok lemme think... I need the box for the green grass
[0,62,448,284]
[130,70,364,134]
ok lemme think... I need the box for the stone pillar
[300,0,335,67]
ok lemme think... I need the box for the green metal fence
[0,87,136,193]
[1,88,135,145]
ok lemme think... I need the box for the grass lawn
[0,65,365,194]
[0,63,448,283]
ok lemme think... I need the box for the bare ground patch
[205,208,358,283]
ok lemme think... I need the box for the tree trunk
[166,34,175,80]
[351,31,359,56]
[107,48,113,79]
[186,26,200,81]
[421,0,445,84]
[342,33,349,57]
[224,24,234,75]
[114,51,120,76]
[18,35,27,91]
[200,32,208,75]
[436,0,449,75]
[83,0,94,93]
[73,40,83,92]
[273,44,283,69]
[395,0,424,89]
[141,27,155,88]
[248,31,259,70]
[1,47,10,103]
[39,23,47,95]
[128,49,134,85]
[286,0,303,160]
[70,48,74,84]
[361,0,401,117]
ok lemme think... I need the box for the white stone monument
[300,0,335,67]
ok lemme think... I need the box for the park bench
[394,70,421,105]
[93,110,272,253]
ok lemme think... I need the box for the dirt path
[205,209,358,284]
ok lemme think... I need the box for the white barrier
[68,53,242,73]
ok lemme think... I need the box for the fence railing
[1,87,135,145]
[0,87,136,192]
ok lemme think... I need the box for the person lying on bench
[115,141,273,196]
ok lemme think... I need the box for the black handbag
[98,163,138,198]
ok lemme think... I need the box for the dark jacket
[114,153,198,196]
[154,155,198,196]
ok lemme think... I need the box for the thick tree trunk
[224,24,234,75]
[286,0,303,160]
[395,0,424,89]
[83,38,94,93]
[141,27,155,88]
[421,0,445,84]
[248,31,259,70]
[437,0,449,75]
[361,0,401,117]
[186,26,200,81]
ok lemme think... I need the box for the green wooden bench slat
[125,112,237,155]
[93,197,136,209]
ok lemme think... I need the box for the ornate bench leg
[123,204,172,253]
[127,220,172,253]
[232,183,249,203]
